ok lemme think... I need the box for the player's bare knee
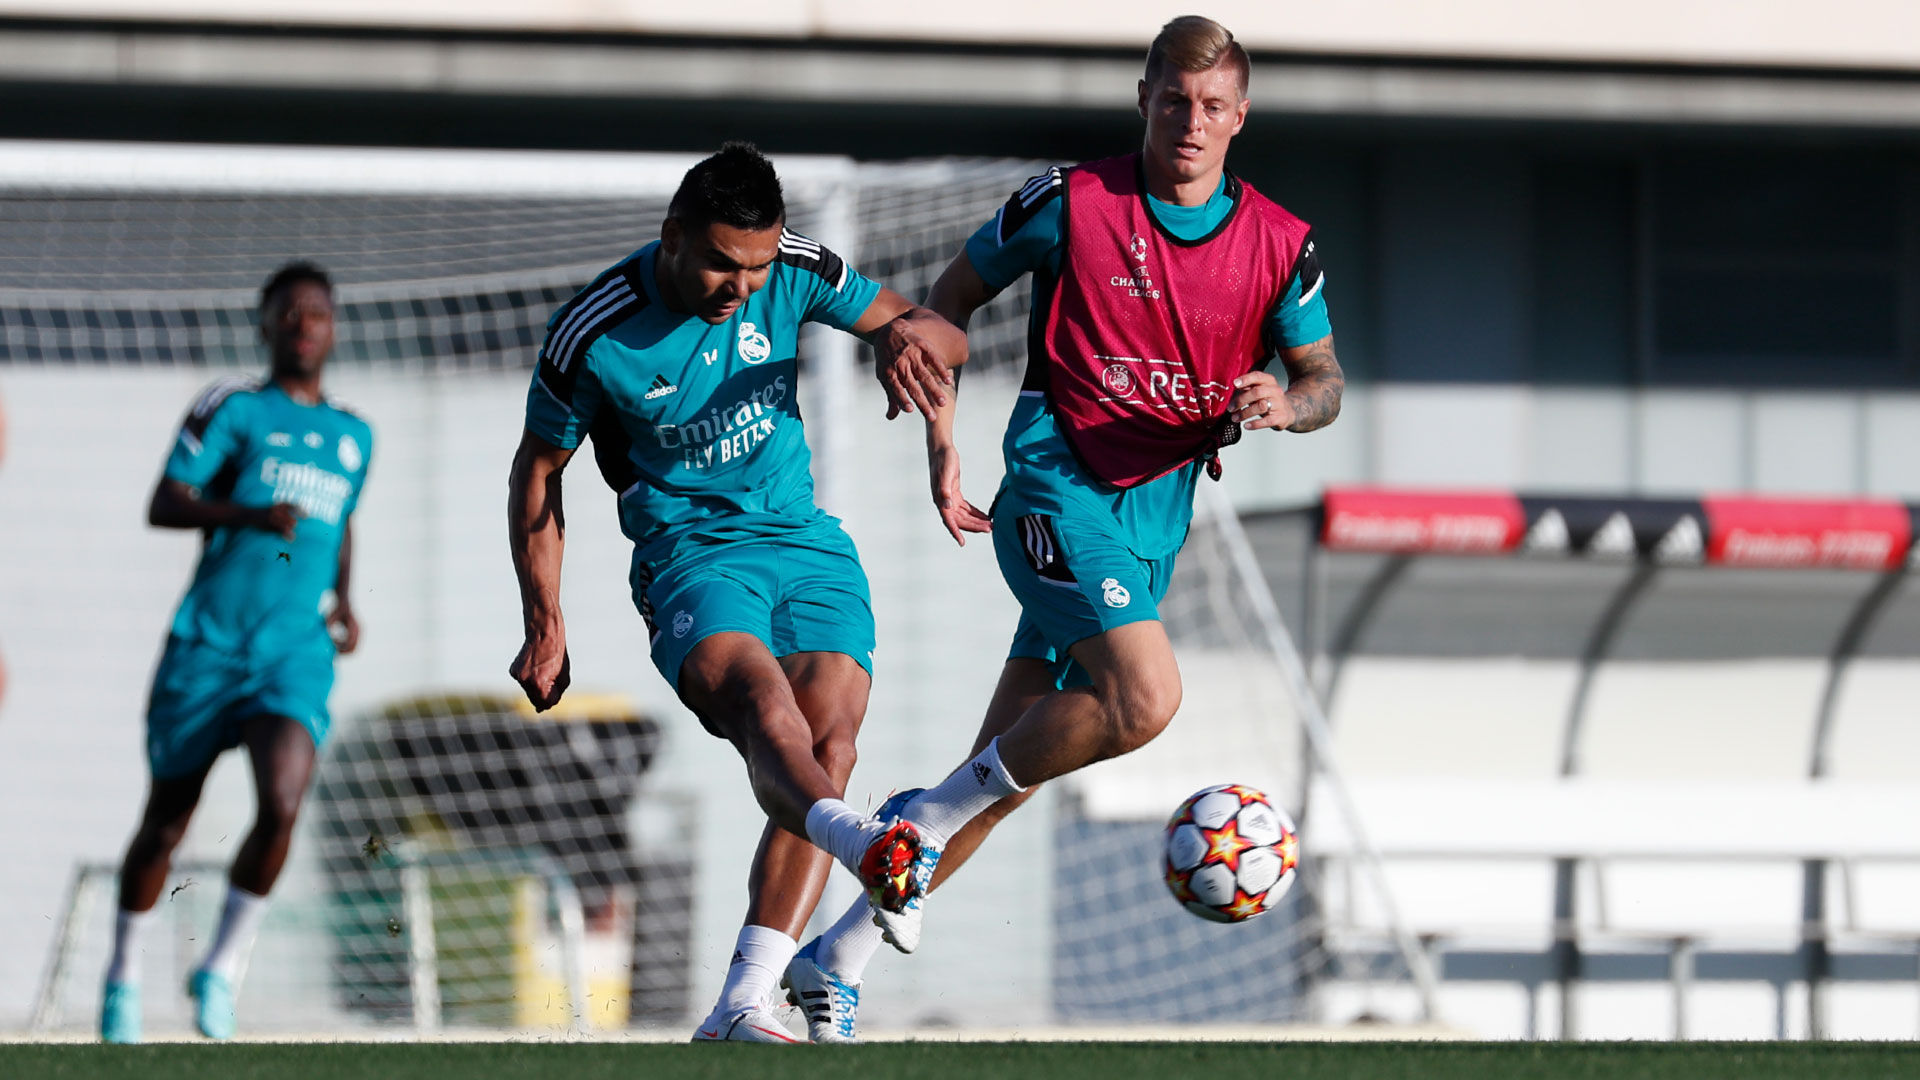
[680,652,764,716]
[138,818,191,855]
[1109,675,1181,753]
[1109,712,1169,757]
[812,726,858,785]
[258,789,304,835]
[254,806,295,839]
[709,673,797,740]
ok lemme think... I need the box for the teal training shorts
[633,527,876,730]
[992,505,1177,690]
[145,634,335,780]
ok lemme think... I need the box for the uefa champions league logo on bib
[1102,364,1135,398]
[737,321,772,365]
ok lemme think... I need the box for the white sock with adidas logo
[709,924,798,1021]
[902,738,1024,846]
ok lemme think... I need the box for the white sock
[199,885,270,982]
[815,895,886,982]
[106,908,156,986]
[711,924,798,1017]
[805,798,876,872]
[904,738,1025,845]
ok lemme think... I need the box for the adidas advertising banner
[1321,487,1918,571]
[1515,497,1706,564]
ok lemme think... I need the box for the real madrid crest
[737,321,772,365]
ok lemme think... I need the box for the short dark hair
[1144,15,1250,97]
[666,142,785,232]
[259,261,333,312]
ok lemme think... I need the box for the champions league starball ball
[1163,783,1300,923]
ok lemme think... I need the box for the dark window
[1531,157,1635,385]
[1650,149,1910,386]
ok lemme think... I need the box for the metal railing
[1315,849,1920,1040]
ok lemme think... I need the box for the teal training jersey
[966,167,1334,559]
[162,378,373,658]
[523,232,881,566]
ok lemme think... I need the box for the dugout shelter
[1277,486,1920,1039]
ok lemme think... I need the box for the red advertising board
[1703,497,1912,571]
[1322,488,1526,555]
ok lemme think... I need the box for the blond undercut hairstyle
[1143,15,1249,97]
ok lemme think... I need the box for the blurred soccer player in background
[785,15,1345,1042]
[101,263,373,1043]
[504,143,965,1042]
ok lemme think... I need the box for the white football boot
[781,939,861,1044]
[689,1006,803,1044]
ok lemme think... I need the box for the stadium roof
[5,13,1920,131]
[4,1,1920,72]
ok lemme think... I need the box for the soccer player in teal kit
[101,263,372,1043]
[505,143,966,1042]
[780,17,1348,1042]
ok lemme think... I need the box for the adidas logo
[1653,514,1704,564]
[643,375,678,400]
[972,762,991,785]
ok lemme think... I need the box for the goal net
[6,142,1427,1036]
[1051,483,1436,1026]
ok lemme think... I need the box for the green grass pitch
[6,1042,1920,1080]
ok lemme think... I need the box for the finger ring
[1263,400,1272,414]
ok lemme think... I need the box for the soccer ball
[1163,783,1300,923]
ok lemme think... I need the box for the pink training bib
[1040,154,1312,488]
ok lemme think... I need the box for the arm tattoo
[1280,339,1344,433]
